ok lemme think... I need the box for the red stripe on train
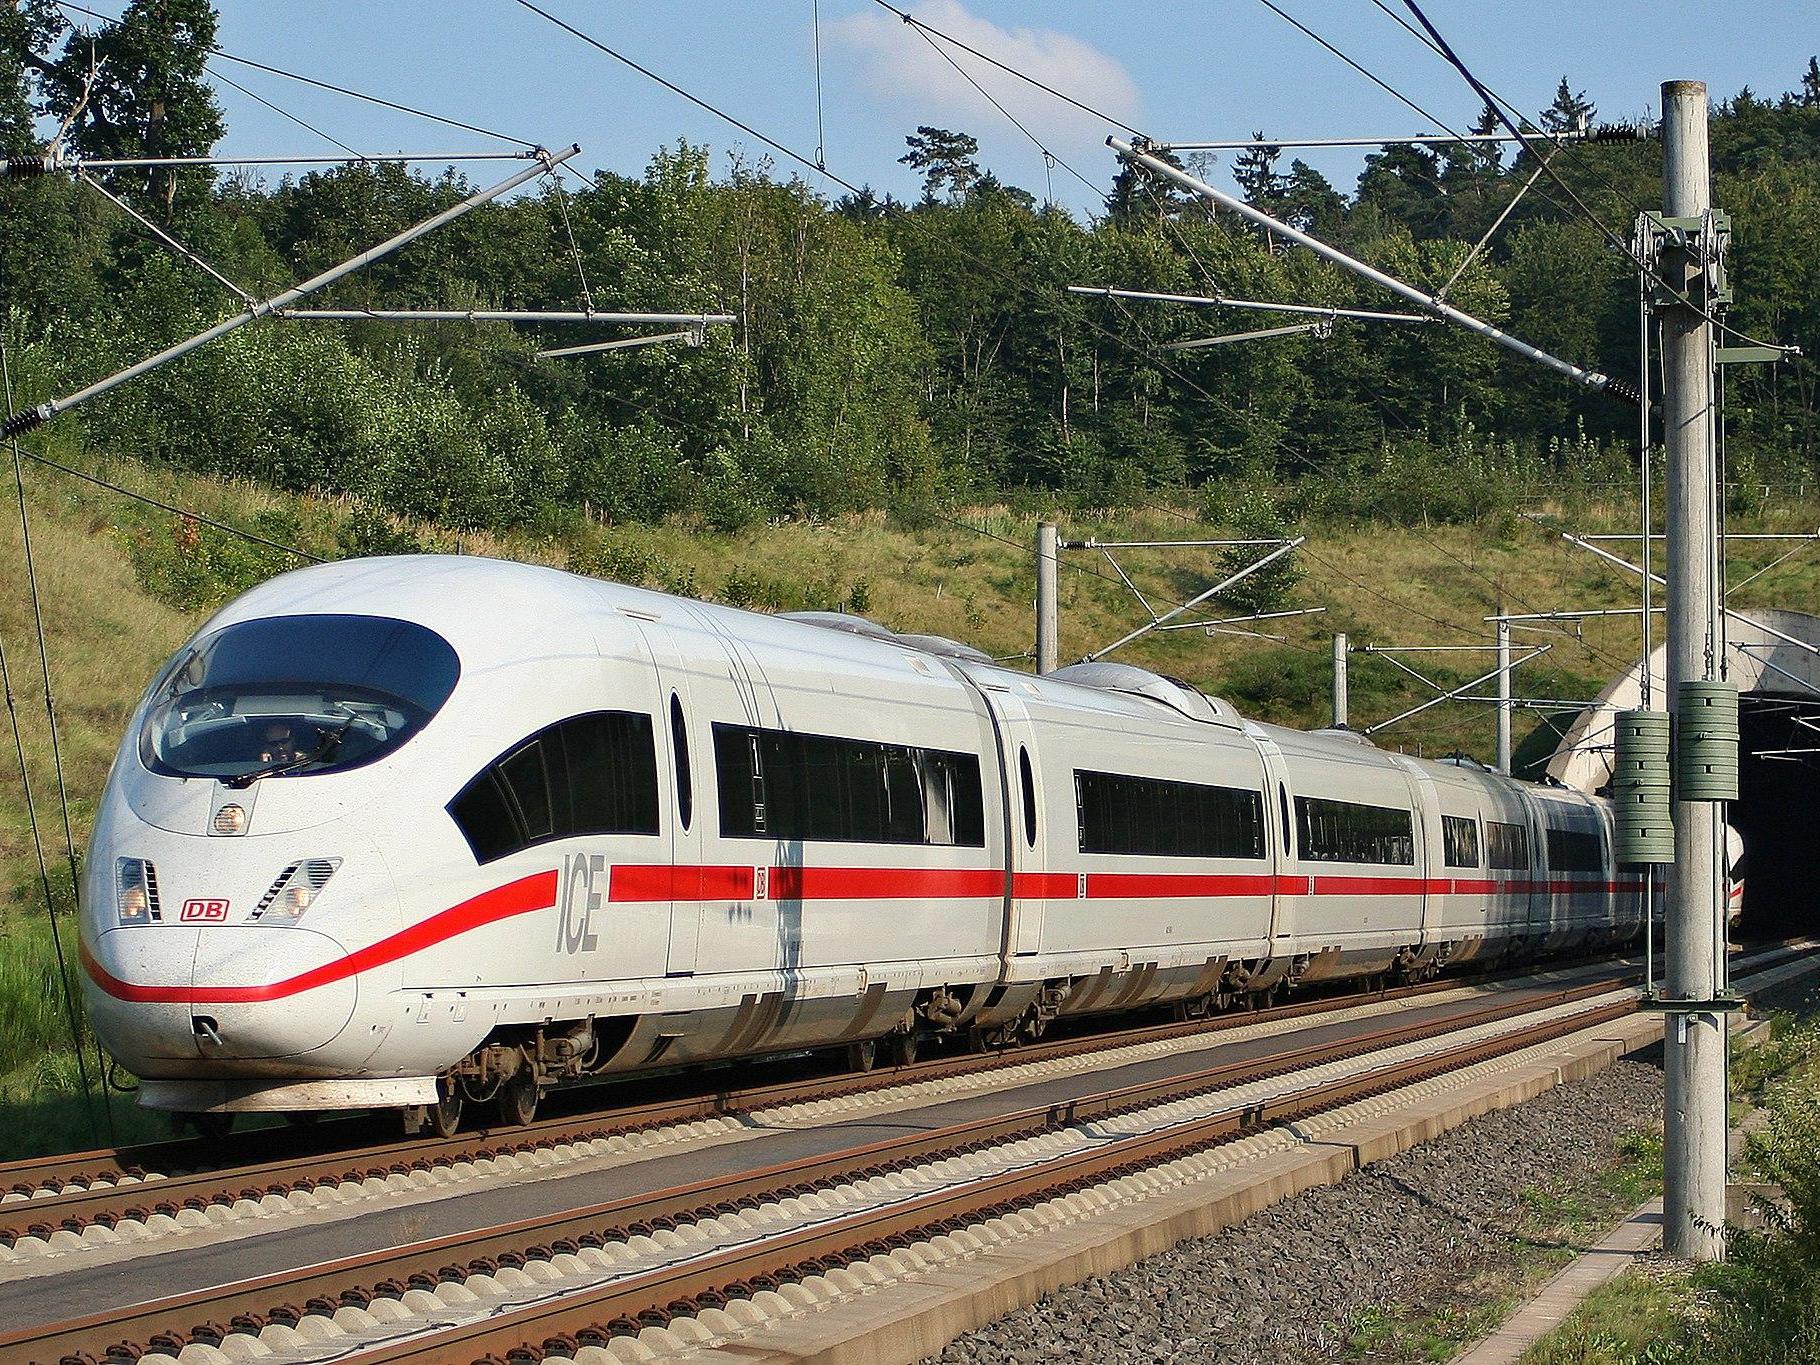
[612,864,757,902]
[767,866,1004,900]
[83,870,559,1005]
[82,860,1649,1006]
[1085,872,1285,898]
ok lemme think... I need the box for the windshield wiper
[223,717,357,789]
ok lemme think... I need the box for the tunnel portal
[1545,609,1820,940]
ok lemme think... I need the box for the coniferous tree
[899,127,982,203]
[1232,132,1287,211]
[1540,77,1595,134]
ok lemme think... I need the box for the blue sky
[63,2,1820,214]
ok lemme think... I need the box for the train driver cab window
[1442,814,1480,869]
[139,614,460,785]
[448,710,659,863]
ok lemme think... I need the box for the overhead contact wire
[55,0,539,149]
[2,345,109,1142]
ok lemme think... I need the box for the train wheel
[892,1033,919,1066]
[846,1038,878,1073]
[425,1081,463,1139]
[497,1071,539,1127]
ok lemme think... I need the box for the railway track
[0,951,1657,1252]
[9,949,1806,1365]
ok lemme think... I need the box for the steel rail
[3,975,1638,1361]
[0,981,1646,1365]
[5,944,1791,1242]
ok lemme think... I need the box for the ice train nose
[85,924,356,1065]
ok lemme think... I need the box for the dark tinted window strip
[1074,769,1265,860]
[713,722,985,848]
[1487,820,1530,870]
[1546,825,1606,873]
[1294,794,1416,866]
[449,710,659,864]
[1442,814,1480,869]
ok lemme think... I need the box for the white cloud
[832,0,1141,150]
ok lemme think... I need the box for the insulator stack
[1676,680,1739,802]
[1612,709,1674,865]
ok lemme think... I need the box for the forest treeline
[3,1,1819,534]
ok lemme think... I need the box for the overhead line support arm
[1107,138,1634,403]
[2,146,582,439]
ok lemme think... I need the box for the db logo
[180,898,229,922]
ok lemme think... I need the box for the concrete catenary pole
[1331,633,1349,728]
[1660,78,1727,1263]
[1035,522,1059,675]
[1496,618,1512,774]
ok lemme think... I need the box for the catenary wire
[2,344,112,1142]
[810,0,828,169]
[1396,0,1793,359]
[14,446,324,562]
[204,61,363,160]
[867,0,1144,137]
[890,7,1651,679]
[54,1,540,149]
[509,0,856,190]
[895,9,1623,673]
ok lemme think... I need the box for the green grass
[1517,1263,1699,1365]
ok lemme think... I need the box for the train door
[1247,727,1298,947]
[972,682,1048,956]
[1396,759,1443,950]
[636,609,770,978]
[1513,785,1547,949]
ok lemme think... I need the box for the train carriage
[80,554,1650,1132]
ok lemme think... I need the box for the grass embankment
[7,449,1820,1156]
[1515,1015,1820,1365]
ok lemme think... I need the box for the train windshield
[139,614,460,784]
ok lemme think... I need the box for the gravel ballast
[929,1057,1667,1365]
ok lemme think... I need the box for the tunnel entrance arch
[1544,609,1820,938]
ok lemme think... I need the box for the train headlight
[252,858,341,924]
[115,858,161,926]
[211,804,247,836]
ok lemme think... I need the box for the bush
[126,512,296,610]
[335,503,424,558]
[1691,1079,1820,1363]
[1207,483,1305,615]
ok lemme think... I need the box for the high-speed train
[81,555,1651,1135]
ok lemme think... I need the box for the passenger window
[669,694,692,831]
[499,741,553,840]
[448,710,659,864]
[1074,769,1264,859]
[1294,794,1416,866]
[712,721,984,847]
[1278,783,1291,856]
[1443,814,1481,869]
[1019,747,1037,849]
[448,773,519,864]
[1487,820,1530,869]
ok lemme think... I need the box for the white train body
[80,556,1646,1117]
